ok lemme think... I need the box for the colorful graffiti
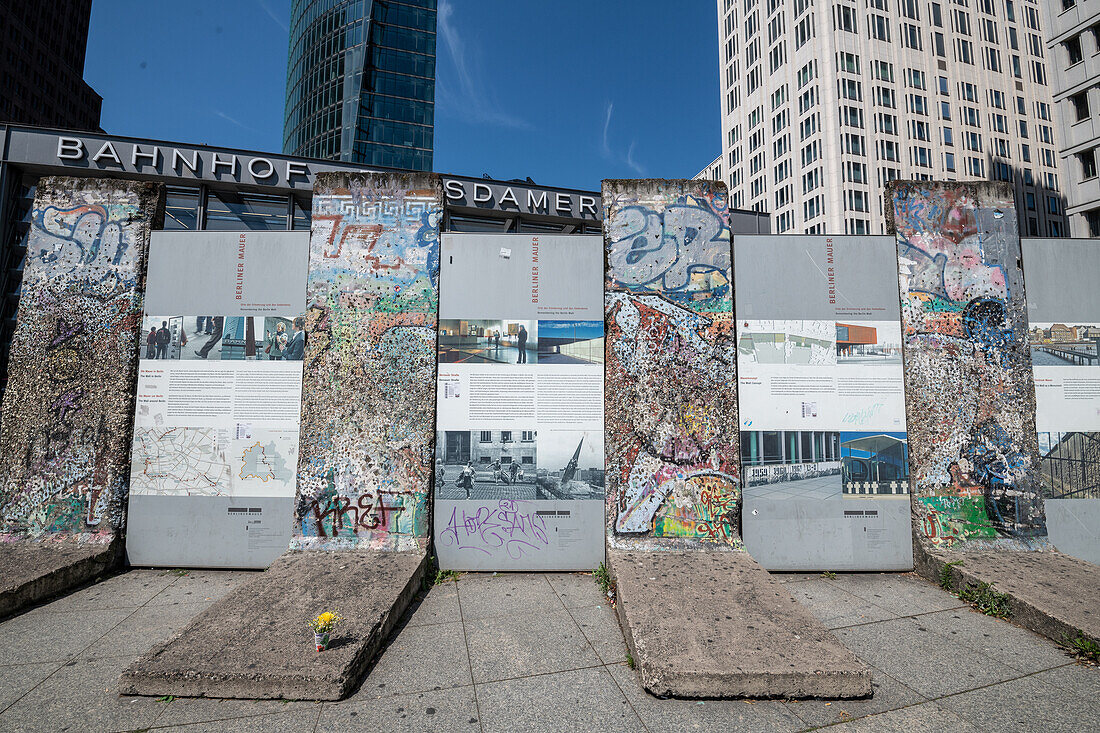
[0,177,163,542]
[603,180,741,547]
[293,172,441,551]
[888,181,1045,548]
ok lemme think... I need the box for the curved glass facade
[283,0,436,170]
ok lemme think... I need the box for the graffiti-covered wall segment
[604,179,741,547]
[888,180,1046,548]
[293,172,442,551]
[0,177,163,541]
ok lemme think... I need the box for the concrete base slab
[916,543,1099,647]
[0,539,122,619]
[607,549,873,699]
[119,549,427,701]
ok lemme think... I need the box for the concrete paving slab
[821,700,980,732]
[119,550,427,701]
[782,671,927,729]
[0,606,133,665]
[606,662,804,733]
[23,568,176,614]
[144,570,261,606]
[832,573,967,616]
[151,696,316,727]
[608,549,873,698]
[317,685,480,732]
[476,665,641,733]
[919,547,1100,648]
[546,572,604,608]
[453,572,560,621]
[154,708,321,732]
[0,540,122,619]
[402,582,460,628]
[464,607,601,683]
[832,618,1022,698]
[83,601,212,658]
[356,621,471,697]
[567,602,630,664]
[0,660,62,712]
[937,663,1100,733]
[783,578,898,629]
[0,656,164,733]
[919,608,1075,674]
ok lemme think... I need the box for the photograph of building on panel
[1029,323,1100,366]
[436,429,538,500]
[836,322,903,366]
[737,320,836,365]
[740,430,842,498]
[840,432,910,495]
[1038,431,1100,499]
[438,319,537,365]
[141,315,187,360]
[222,316,261,360]
[535,431,605,500]
[537,321,604,364]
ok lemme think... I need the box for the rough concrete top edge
[313,170,442,194]
[35,175,166,199]
[601,178,729,193]
[882,178,1014,236]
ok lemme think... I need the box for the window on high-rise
[1071,91,1091,122]
[834,4,857,32]
[870,15,890,41]
[1079,149,1098,179]
[1086,209,1100,238]
[1066,36,1084,66]
[945,152,956,171]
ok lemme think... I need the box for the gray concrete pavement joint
[454,577,486,733]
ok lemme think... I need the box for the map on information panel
[130,427,230,496]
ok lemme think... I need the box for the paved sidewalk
[0,568,1095,731]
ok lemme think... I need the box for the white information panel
[434,234,605,570]
[126,231,309,568]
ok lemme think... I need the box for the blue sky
[85,0,721,191]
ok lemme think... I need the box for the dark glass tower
[283,0,436,170]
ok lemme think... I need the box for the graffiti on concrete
[604,180,741,547]
[293,172,441,551]
[0,177,162,541]
[888,181,1045,547]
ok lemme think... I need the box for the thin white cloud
[600,102,645,176]
[626,140,644,175]
[601,102,614,158]
[256,0,288,32]
[214,110,256,132]
[437,0,532,130]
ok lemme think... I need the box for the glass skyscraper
[283,0,436,170]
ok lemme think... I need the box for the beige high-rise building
[701,0,1068,236]
[1043,0,1100,236]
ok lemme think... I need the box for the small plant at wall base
[1059,633,1100,664]
[626,653,635,670]
[957,582,1011,619]
[307,611,343,651]
[940,560,964,590]
[821,571,836,580]
[589,559,616,598]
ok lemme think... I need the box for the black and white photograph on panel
[435,429,538,500]
[534,430,605,500]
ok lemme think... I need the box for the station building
[0,123,770,390]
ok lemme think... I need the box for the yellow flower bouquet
[307,611,343,651]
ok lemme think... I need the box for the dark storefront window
[204,191,289,230]
[163,186,200,230]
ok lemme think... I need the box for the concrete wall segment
[603,178,741,549]
[886,180,1046,551]
[292,171,442,551]
[0,176,164,542]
